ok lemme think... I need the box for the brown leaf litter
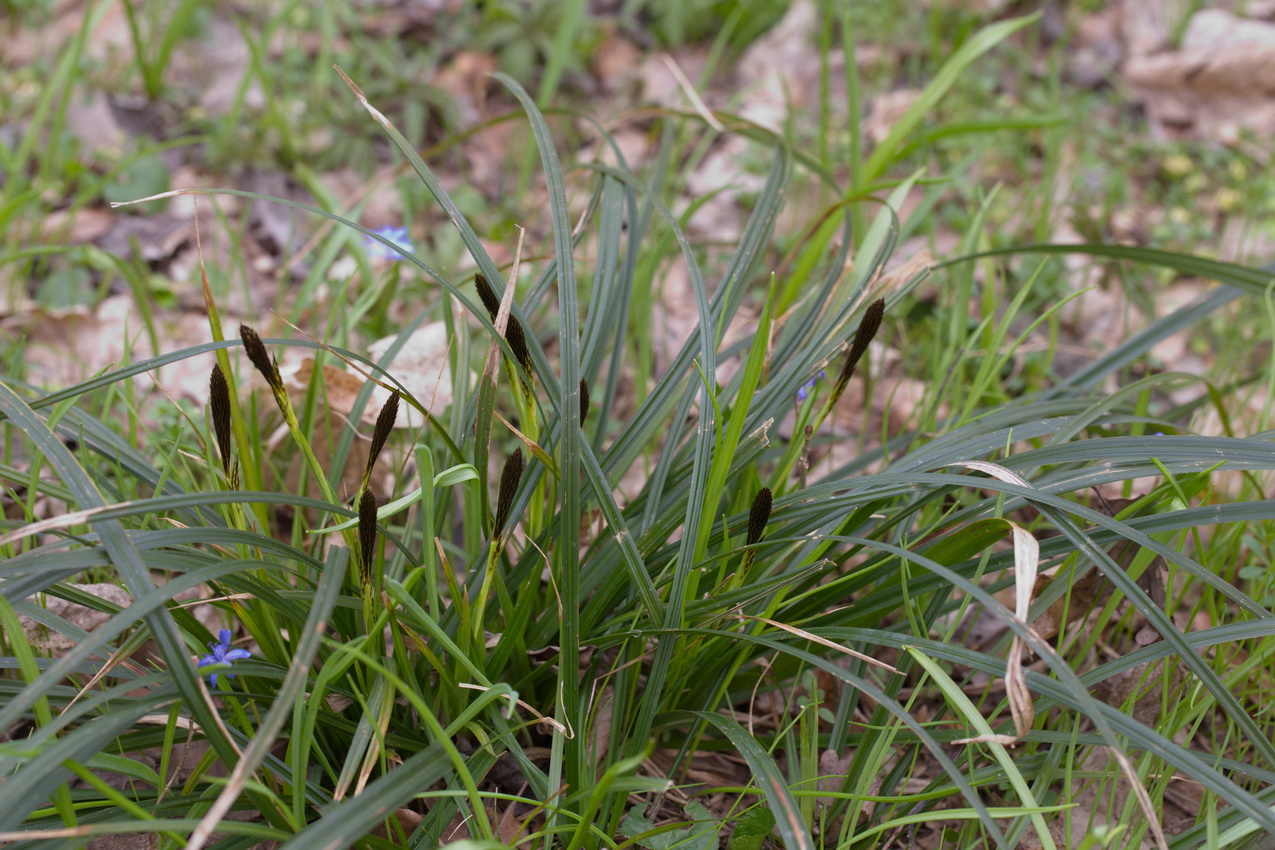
[1124,9,1275,143]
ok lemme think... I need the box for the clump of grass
[5,12,1275,850]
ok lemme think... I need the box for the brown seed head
[209,364,233,472]
[747,487,773,547]
[848,298,885,366]
[239,324,280,390]
[831,299,885,405]
[494,448,525,537]
[365,392,399,480]
[358,489,378,577]
[474,273,500,318]
[475,274,533,378]
[579,378,590,422]
[506,319,532,377]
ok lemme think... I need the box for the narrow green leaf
[685,712,812,850]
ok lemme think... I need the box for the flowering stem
[239,326,365,570]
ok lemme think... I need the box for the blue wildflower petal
[197,628,251,687]
[364,226,413,261]
[797,370,825,402]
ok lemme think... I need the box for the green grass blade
[861,13,1040,185]
[687,711,815,850]
[491,70,587,794]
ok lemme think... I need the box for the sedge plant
[6,12,1275,850]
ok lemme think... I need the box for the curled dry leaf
[949,462,1039,740]
[950,464,1166,849]
[952,733,1024,746]
[1005,521,1039,739]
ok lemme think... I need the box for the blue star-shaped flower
[797,369,827,402]
[363,226,414,261]
[197,629,252,687]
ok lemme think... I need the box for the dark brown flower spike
[742,487,772,574]
[579,378,590,422]
[475,273,533,377]
[239,324,282,391]
[474,272,501,317]
[358,489,378,581]
[363,391,399,487]
[209,364,233,473]
[746,487,773,547]
[494,448,524,539]
[829,298,885,406]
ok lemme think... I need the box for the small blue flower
[363,226,414,261]
[197,629,252,687]
[797,370,826,402]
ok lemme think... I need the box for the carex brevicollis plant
[10,14,1275,850]
[356,391,397,621]
[238,323,374,617]
[472,447,524,649]
[474,269,549,540]
[370,69,1275,849]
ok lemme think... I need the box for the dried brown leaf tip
[209,364,233,473]
[579,378,590,422]
[363,391,399,486]
[494,448,524,538]
[830,298,885,406]
[358,489,378,579]
[475,273,533,377]
[239,324,281,391]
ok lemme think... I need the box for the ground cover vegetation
[5,1,1275,848]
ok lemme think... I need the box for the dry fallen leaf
[7,295,214,402]
[282,357,384,426]
[369,808,422,843]
[593,26,643,94]
[367,322,455,428]
[6,0,131,67]
[1125,9,1275,141]
[20,583,133,654]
